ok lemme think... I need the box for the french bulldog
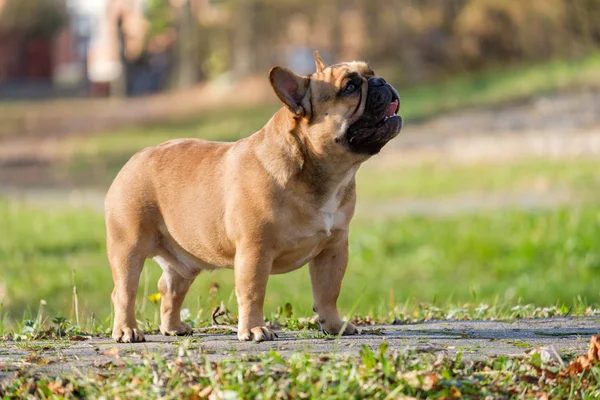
[105,52,402,343]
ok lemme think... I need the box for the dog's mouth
[343,83,403,156]
[375,97,400,128]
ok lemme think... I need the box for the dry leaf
[397,371,439,391]
[449,386,462,398]
[102,347,120,359]
[587,334,600,360]
[519,375,539,384]
[562,334,600,376]
[131,377,142,385]
[249,364,264,376]
[23,353,50,365]
[46,380,66,396]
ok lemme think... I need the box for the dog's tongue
[385,99,399,117]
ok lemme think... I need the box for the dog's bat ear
[269,66,310,117]
[314,51,326,73]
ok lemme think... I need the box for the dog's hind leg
[107,238,149,343]
[106,204,157,343]
[154,254,196,336]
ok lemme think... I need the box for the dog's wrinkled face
[269,53,402,158]
[341,75,402,156]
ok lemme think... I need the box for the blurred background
[1,0,600,329]
[0,0,598,97]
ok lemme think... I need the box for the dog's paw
[160,322,193,336]
[321,320,358,336]
[112,326,145,343]
[237,326,278,342]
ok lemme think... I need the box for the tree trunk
[232,0,254,80]
[173,0,197,89]
[110,18,127,97]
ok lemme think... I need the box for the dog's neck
[254,107,360,204]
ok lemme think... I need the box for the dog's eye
[344,82,357,93]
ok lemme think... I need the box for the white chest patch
[319,169,355,235]
[320,211,334,236]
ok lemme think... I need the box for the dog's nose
[369,77,387,87]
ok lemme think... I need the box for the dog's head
[269,52,402,157]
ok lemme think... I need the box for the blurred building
[0,0,65,98]
[0,0,149,99]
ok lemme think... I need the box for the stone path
[1,317,598,381]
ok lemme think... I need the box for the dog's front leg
[234,249,277,342]
[309,238,358,335]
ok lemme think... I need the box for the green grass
[3,342,599,399]
[65,150,600,202]
[2,199,599,331]
[357,157,600,200]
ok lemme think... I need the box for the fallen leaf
[102,348,120,359]
[587,334,600,360]
[397,371,439,391]
[249,364,264,376]
[46,380,66,395]
[519,375,539,384]
[23,353,51,365]
[131,377,142,385]
[450,386,461,398]
[562,334,600,376]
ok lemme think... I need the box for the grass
[64,146,600,202]
[2,198,600,331]
[3,350,596,399]
[2,342,599,399]
[357,157,600,201]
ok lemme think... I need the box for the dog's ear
[314,51,326,73]
[269,67,310,117]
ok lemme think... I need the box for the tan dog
[105,52,402,343]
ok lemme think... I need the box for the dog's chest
[270,199,348,274]
[318,195,339,235]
